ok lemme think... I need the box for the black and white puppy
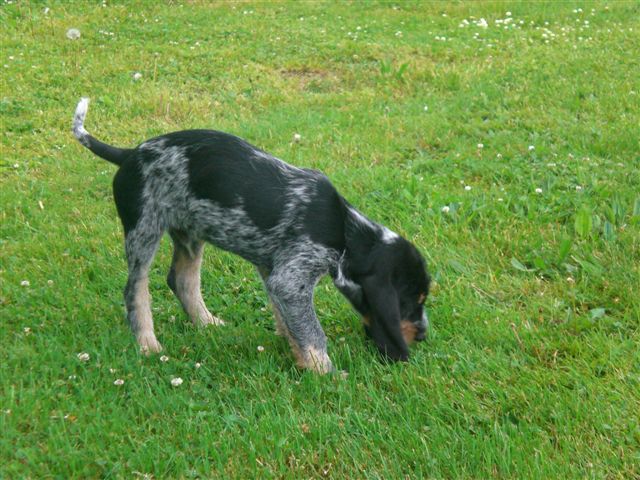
[72,98,430,373]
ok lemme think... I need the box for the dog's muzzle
[414,311,429,342]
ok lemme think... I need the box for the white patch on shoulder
[348,207,375,228]
[381,226,399,244]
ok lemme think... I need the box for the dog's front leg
[265,268,333,374]
[256,266,288,337]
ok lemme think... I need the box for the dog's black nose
[414,330,426,342]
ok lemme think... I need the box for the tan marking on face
[418,293,426,304]
[400,320,417,345]
[362,315,371,326]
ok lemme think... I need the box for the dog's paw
[197,310,225,327]
[303,347,334,375]
[137,332,162,355]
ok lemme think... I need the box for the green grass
[2,1,639,478]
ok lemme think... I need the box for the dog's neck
[339,206,398,280]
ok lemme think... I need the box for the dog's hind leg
[123,224,164,354]
[167,230,223,327]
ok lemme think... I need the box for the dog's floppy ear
[362,275,409,362]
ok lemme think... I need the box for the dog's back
[113,129,345,267]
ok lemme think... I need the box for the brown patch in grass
[280,68,337,92]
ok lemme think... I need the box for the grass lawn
[1,1,639,478]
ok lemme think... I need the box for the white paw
[304,347,334,375]
[137,332,162,355]
[197,311,225,327]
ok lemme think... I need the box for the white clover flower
[496,153,503,159]
[24,327,31,334]
[44,7,50,14]
[20,280,30,287]
[575,185,582,191]
[498,197,504,202]
[464,185,472,191]
[160,355,169,362]
[195,362,201,369]
[535,188,543,194]
[66,28,81,40]
[257,345,265,352]
[477,143,484,149]
[293,133,301,142]
[171,377,183,387]
[506,11,512,16]
[133,72,142,80]
[47,279,54,285]
[477,18,488,28]
[528,145,535,151]
[441,206,450,213]
[77,352,90,362]
[114,379,124,386]
[395,31,403,37]
[423,105,428,111]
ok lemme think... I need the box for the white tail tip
[73,97,90,144]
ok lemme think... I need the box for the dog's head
[338,226,430,362]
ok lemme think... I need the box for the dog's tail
[72,97,131,166]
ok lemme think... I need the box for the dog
[72,98,430,373]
